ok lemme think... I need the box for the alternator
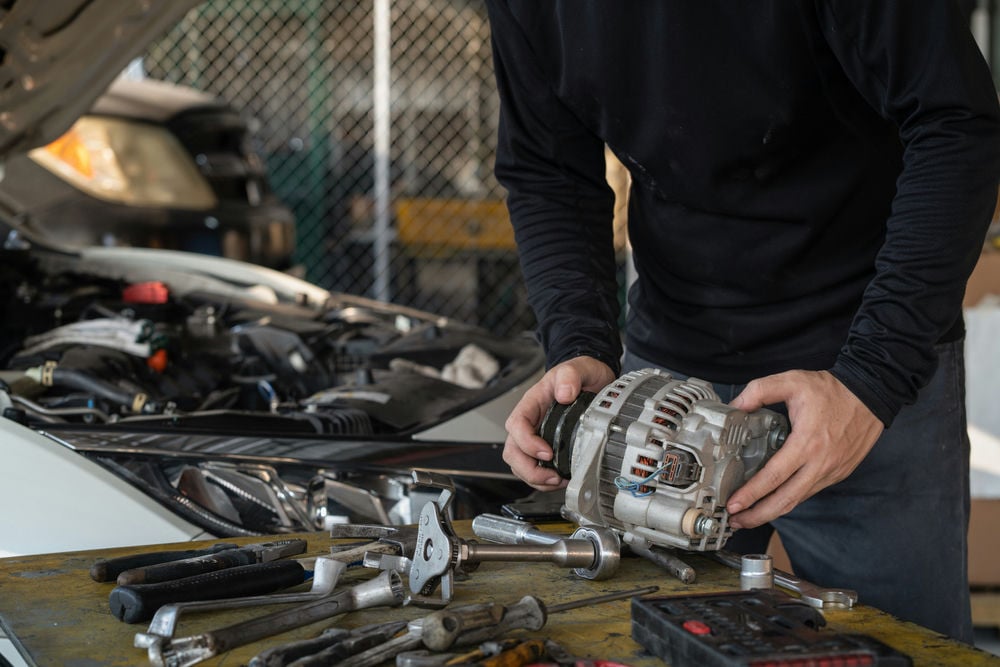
[539,368,788,551]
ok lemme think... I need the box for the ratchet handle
[116,547,263,585]
[89,543,237,582]
[421,596,547,651]
[109,559,306,624]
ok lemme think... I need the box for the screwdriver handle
[421,596,547,652]
[478,639,548,667]
[109,559,306,624]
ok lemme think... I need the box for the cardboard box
[969,498,1000,587]
[965,251,1000,307]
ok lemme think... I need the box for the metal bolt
[694,515,720,535]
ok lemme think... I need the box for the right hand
[503,356,616,490]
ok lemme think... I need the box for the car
[0,0,542,560]
[0,76,297,270]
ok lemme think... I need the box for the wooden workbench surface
[0,523,996,666]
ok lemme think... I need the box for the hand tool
[89,543,238,582]
[248,620,409,667]
[709,550,856,609]
[328,523,421,566]
[469,513,620,580]
[134,556,346,647]
[393,638,524,667]
[142,569,407,667]
[473,513,693,584]
[418,586,657,652]
[409,487,621,605]
[474,638,547,667]
[630,589,910,666]
[110,559,310,623]
[738,552,773,590]
[621,538,696,585]
[336,585,660,667]
[115,538,307,585]
[535,639,634,667]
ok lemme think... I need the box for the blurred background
[137,0,633,338]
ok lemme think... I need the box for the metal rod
[547,585,660,614]
[372,0,393,302]
[465,541,598,568]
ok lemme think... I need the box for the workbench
[1,523,997,667]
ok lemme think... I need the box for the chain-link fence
[142,0,543,336]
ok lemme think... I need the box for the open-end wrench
[141,569,407,667]
[711,550,857,609]
[328,523,420,565]
[134,556,346,649]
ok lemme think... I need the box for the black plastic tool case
[631,589,912,667]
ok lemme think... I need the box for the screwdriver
[420,585,660,651]
[476,639,547,667]
[335,586,660,667]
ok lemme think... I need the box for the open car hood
[0,0,200,159]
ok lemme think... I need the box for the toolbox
[631,589,913,667]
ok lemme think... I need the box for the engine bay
[0,247,540,437]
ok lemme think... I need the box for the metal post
[372,0,393,302]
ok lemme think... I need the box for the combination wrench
[711,550,857,609]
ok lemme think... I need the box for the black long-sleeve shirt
[485,1,1000,425]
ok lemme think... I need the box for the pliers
[99,538,308,585]
[96,539,311,624]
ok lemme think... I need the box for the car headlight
[29,116,218,209]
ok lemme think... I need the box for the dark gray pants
[623,340,973,642]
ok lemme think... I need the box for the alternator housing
[541,369,788,551]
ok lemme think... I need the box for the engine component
[539,368,788,551]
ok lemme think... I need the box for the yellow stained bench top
[0,523,996,666]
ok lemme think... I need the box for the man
[485,1,1000,642]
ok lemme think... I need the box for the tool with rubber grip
[109,559,307,623]
[116,547,268,585]
[89,543,237,582]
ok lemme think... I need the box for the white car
[0,0,542,560]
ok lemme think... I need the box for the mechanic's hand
[503,356,616,490]
[726,369,884,529]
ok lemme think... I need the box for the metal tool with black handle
[142,569,407,667]
[114,539,307,585]
[137,557,346,643]
[89,543,238,583]
[109,559,310,624]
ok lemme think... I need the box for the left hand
[725,369,884,529]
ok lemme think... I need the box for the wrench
[142,569,407,667]
[711,550,857,609]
